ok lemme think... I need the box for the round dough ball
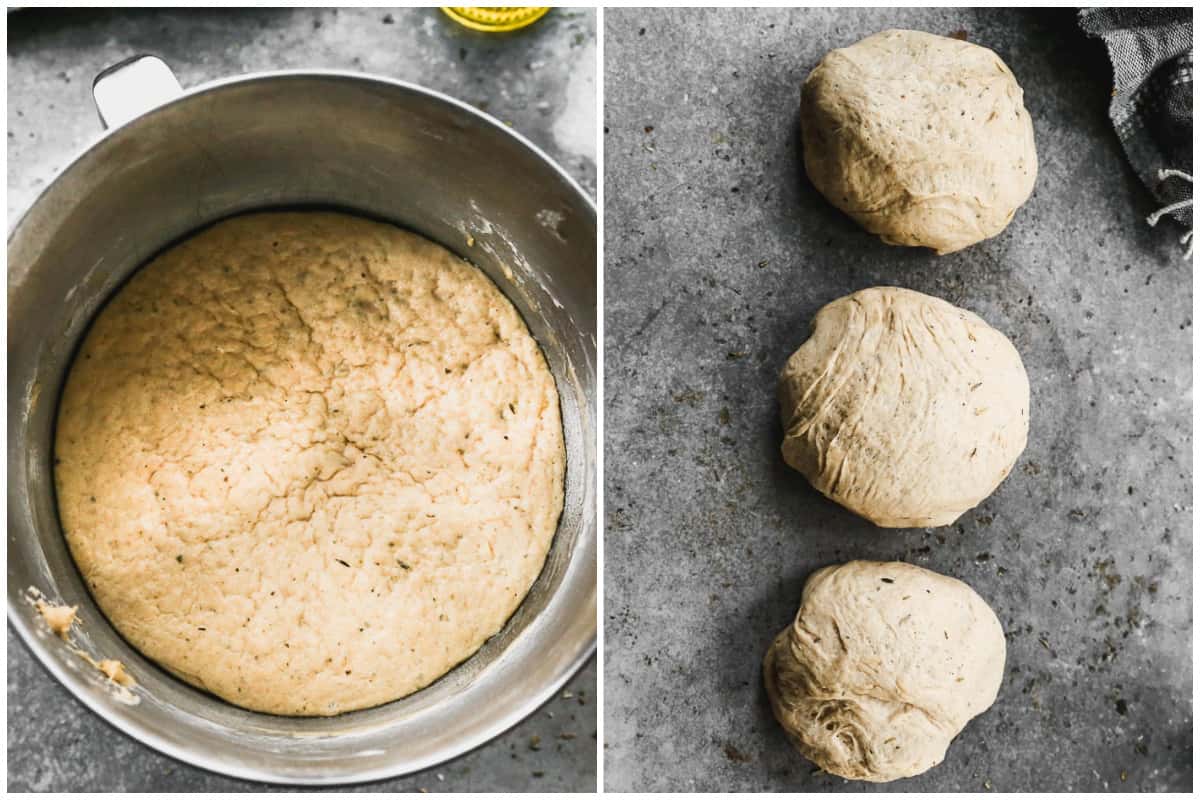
[55,212,565,716]
[800,29,1037,254]
[779,287,1028,528]
[764,560,1005,782]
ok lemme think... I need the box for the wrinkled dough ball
[779,287,1028,528]
[801,29,1037,254]
[764,561,1006,782]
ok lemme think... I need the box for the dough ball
[764,560,1005,782]
[779,287,1028,528]
[55,212,565,716]
[800,29,1037,254]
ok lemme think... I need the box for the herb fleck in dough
[55,212,565,716]
[801,29,1038,254]
[779,287,1029,528]
[764,561,1006,782]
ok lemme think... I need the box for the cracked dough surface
[779,287,1029,528]
[764,561,1005,782]
[55,211,565,716]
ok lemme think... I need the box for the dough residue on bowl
[27,587,138,701]
[35,600,78,639]
[54,211,566,716]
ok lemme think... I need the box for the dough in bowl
[779,287,1028,528]
[55,211,565,716]
[800,29,1037,254]
[764,560,1006,782]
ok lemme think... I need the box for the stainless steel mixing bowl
[7,56,596,785]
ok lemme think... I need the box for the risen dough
[801,29,1037,254]
[55,211,564,716]
[764,561,1005,782]
[779,287,1028,528]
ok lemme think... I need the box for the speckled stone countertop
[604,7,1191,792]
[7,7,595,792]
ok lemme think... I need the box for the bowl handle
[91,54,183,129]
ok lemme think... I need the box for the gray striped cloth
[1079,7,1193,253]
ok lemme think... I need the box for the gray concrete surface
[604,8,1191,792]
[7,7,595,792]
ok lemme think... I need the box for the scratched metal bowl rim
[7,60,596,785]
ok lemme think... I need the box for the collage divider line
[594,5,606,793]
